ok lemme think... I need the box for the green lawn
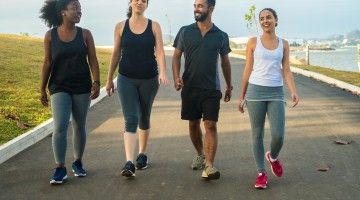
[0,34,112,144]
[292,64,360,87]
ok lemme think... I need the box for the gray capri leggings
[50,92,91,164]
[246,83,285,172]
[117,74,159,133]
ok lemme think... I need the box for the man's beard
[194,11,209,22]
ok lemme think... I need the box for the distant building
[287,38,305,46]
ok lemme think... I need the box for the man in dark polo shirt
[172,0,232,180]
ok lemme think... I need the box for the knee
[204,120,217,132]
[139,118,150,130]
[53,122,68,136]
[189,120,200,130]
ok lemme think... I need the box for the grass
[231,49,360,87]
[0,34,112,144]
[291,64,360,87]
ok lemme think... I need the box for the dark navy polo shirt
[173,23,231,90]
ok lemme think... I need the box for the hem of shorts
[246,99,285,102]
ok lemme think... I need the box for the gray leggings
[50,92,90,164]
[117,74,158,133]
[247,100,285,172]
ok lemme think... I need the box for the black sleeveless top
[119,19,158,79]
[48,27,92,95]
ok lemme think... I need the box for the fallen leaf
[16,121,32,130]
[334,140,351,145]
[317,165,331,172]
[5,114,19,120]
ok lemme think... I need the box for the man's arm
[220,54,232,102]
[172,48,183,91]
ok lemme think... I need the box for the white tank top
[249,36,284,86]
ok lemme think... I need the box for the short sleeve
[173,26,186,52]
[220,32,231,56]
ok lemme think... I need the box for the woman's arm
[239,37,256,112]
[106,21,124,96]
[282,39,299,107]
[40,30,52,106]
[83,29,100,99]
[152,21,168,85]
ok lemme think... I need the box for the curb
[0,79,117,164]
[229,53,360,95]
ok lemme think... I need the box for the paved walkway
[1,52,359,199]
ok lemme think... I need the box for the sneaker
[121,161,136,177]
[136,153,148,170]
[50,167,67,185]
[72,160,87,177]
[254,172,268,189]
[191,154,205,170]
[265,151,283,177]
[201,166,220,180]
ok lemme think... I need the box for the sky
[0,0,359,45]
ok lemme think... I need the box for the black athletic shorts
[181,86,222,122]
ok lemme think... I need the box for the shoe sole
[265,151,282,177]
[201,171,220,180]
[50,175,68,185]
[136,165,148,170]
[72,170,87,177]
[121,169,136,177]
[254,184,267,189]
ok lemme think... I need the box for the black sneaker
[72,160,87,177]
[136,153,148,170]
[121,161,136,177]
[50,167,67,185]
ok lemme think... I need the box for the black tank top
[119,19,158,79]
[48,27,92,95]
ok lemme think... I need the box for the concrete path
[1,52,359,199]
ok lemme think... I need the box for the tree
[244,5,259,35]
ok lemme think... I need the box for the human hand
[106,80,115,96]
[224,86,233,102]
[158,73,169,86]
[238,99,245,113]
[90,82,100,100]
[290,93,299,107]
[174,77,183,91]
[40,90,48,106]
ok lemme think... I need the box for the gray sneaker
[191,154,205,170]
[201,166,220,180]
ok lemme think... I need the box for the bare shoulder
[247,37,257,48]
[116,21,126,30]
[282,39,289,49]
[248,37,257,43]
[114,21,126,35]
[81,28,92,36]
[151,20,160,28]
[44,30,52,41]
[282,38,289,46]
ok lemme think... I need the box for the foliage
[244,5,259,35]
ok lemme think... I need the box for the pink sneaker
[265,151,283,177]
[254,172,268,189]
